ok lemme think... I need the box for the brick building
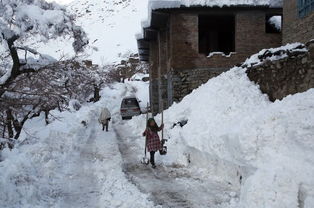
[283,0,314,44]
[137,1,283,114]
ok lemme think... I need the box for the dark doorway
[199,15,235,55]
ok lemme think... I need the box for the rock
[301,57,308,64]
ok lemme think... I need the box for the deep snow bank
[125,66,314,207]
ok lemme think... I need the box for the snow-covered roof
[149,0,283,10]
[137,0,283,40]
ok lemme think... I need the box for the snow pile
[124,47,314,207]
[0,82,155,208]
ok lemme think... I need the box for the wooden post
[161,103,164,141]
[158,31,162,114]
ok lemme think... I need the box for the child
[143,118,164,168]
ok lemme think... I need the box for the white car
[120,97,141,120]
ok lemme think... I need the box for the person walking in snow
[143,118,164,168]
[99,107,111,132]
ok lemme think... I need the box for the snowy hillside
[33,0,148,64]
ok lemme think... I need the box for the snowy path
[114,124,237,208]
[56,124,107,208]
[52,114,156,208]
[0,105,155,208]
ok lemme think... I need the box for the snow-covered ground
[1,63,314,207]
[0,82,155,208]
[0,77,241,208]
[1,0,314,204]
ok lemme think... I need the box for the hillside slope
[32,0,147,64]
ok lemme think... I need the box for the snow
[46,0,74,5]
[1,0,313,203]
[33,0,148,65]
[243,42,308,68]
[149,0,283,9]
[138,0,283,38]
[269,15,282,31]
[208,52,237,58]
[0,83,155,208]
[1,50,314,207]
[0,68,12,85]
[122,46,314,207]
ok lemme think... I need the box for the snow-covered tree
[0,60,104,141]
[0,0,89,88]
[0,0,89,142]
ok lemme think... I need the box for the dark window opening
[199,15,235,56]
[266,15,282,33]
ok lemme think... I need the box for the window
[266,15,282,33]
[122,98,140,108]
[199,15,235,56]
[298,0,314,17]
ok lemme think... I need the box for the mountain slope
[33,0,147,64]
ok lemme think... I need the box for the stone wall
[283,0,314,44]
[246,41,314,101]
[168,68,229,103]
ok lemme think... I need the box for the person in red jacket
[143,118,164,168]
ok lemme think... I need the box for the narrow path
[51,112,155,208]
[114,125,236,208]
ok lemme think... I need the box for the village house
[137,0,283,114]
[283,0,314,44]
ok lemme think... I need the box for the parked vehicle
[120,97,141,120]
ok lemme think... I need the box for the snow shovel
[141,103,150,165]
[141,137,150,165]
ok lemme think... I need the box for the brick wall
[283,0,314,44]
[169,10,282,71]
[235,11,282,58]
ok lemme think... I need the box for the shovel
[141,103,150,165]
[141,137,150,165]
